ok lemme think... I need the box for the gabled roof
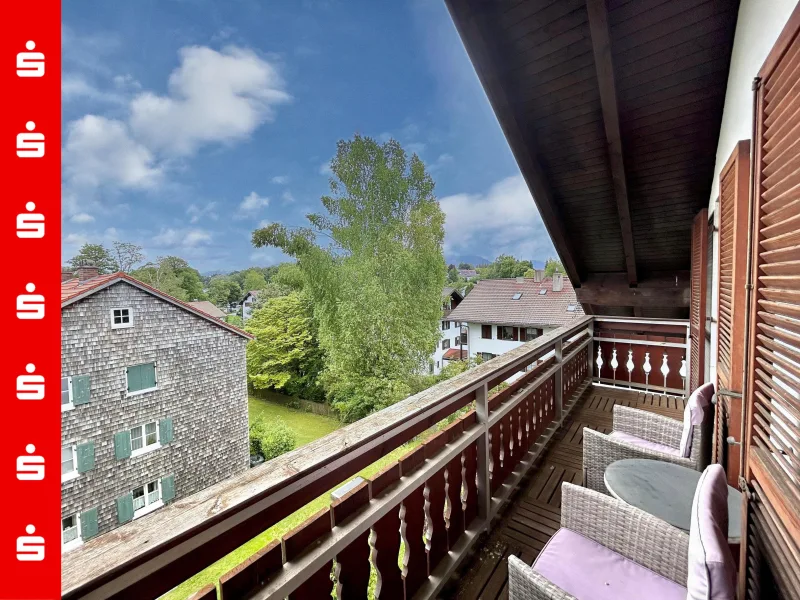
[62,273,253,339]
[458,269,477,277]
[243,290,259,302]
[443,286,464,300]
[188,301,227,320]
[447,277,584,328]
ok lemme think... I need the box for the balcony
[62,315,694,600]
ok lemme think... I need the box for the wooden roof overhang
[446,0,740,317]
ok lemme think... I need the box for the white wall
[706,0,796,386]
[465,323,557,360]
[430,320,464,375]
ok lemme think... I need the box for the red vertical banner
[1,1,61,598]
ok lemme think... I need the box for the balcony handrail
[62,316,594,599]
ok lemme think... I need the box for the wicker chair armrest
[582,428,697,494]
[612,405,684,448]
[560,483,689,585]
[508,555,577,600]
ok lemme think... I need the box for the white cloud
[129,46,291,156]
[63,115,162,190]
[319,161,332,175]
[152,228,212,248]
[65,232,90,246]
[70,213,95,224]
[186,201,219,224]
[406,142,426,155]
[271,175,289,184]
[439,175,554,260]
[428,152,453,172]
[113,74,141,91]
[237,191,270,217]
[281,190,295,204]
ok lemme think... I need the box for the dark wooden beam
[575,272,690,308]
[444,0,583,287]
[586,0,638,286]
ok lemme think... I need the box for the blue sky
[61,0,555,273]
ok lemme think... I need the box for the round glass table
[604,458,742,542]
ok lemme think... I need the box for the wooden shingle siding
[742,5,800,599]
[61,281,249,538]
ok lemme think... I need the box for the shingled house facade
[447,273,584,363]
[60,268,252,550]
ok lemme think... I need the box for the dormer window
[111,308,133,329]
[539,289,547,295]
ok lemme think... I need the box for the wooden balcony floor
[442,384,686,600]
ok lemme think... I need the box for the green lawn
[161,396,420,600]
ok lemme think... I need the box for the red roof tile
[61,273,252,339]
[442,348,468,360]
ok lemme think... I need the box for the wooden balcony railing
[592,317,692,396]
[62,315,688,600]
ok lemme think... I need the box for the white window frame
[129,420,161,457]
[62,444,79,483]
[111,307,134,329]
[132,479,163,518]
[62,513,82,552]
[61,376,74,412]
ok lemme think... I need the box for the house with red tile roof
[447,273,583,364]
[59,266,252,550]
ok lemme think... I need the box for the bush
[249,417,296,461]
[225,314,244,327]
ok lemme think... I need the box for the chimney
[533,269,544,282]
[552,272,564,292]
[61,267,75,282]
[515,276,524,284]
[75,265,100,281]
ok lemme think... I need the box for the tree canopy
[245,292,325,401]
[544,257,564,276]
[131,256,206,301]
[252,135,446,421]
[208,276,243,306]
[68,243,119,274]
[479,254,533,279]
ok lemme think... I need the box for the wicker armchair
[582,404,708,494]
[508,483,689,600]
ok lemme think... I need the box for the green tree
[208,276,243,306]
[271,262,305,291]
[458,262,473,270]
[251,282,292,310]
[225,314,244,327]
[523,268,535,278]
[132,256,189,300]
[245,292,325,401]
[112,241,145,273]
[252,135,446,421]
[249,417,296,461]
[482,254,533,279]
[544,257,564,276]
[242,269,268,292]
[447,266,460,284]
[68,243,118,273]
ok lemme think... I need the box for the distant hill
[448,254,491,267]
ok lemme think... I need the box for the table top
[604,459,742,542]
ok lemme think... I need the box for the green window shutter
[80,508,99,540]
[161,474,175,504]
[76,442,95,473]
[72,375,91,405]
[159,418,174,444]
[142,363,157,390]
[114,431,131,459]
[116,494,134,524]
[127,363,156,393]
[126,365,141,393]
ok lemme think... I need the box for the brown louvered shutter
[714,139,750,486]
[740,8,800,600]
[689,208,708,392]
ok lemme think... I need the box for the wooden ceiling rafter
[586,0,638,287]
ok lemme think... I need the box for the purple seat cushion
[609,431,681,457]
[680,382,715,457]
[533,528,686,600]
[687,465,737,599]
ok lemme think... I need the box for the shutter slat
[114,431,132,460]
[80,508,99,540]
[76,442,95,473]
[116,494,134,524]
[161,475,176,503]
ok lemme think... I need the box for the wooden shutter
[80,508,99,540]
[114,431,132,460]
[76,442,95,473]
[72,374,91,405]
[690,208,709,392]
[741,8,800,599]
[116,494,134,524]
[161,475,176,504]
[715,140,750,486]
[159,418,174,444]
